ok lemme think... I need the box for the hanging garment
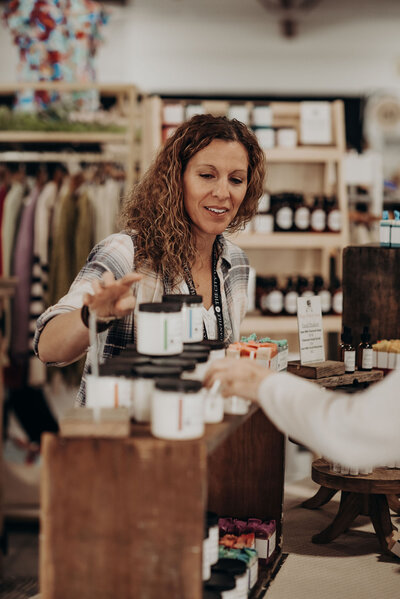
[47,185,94,385]
[88,178,121,244]
[10,186,41,371]
[2,181,25,277]
[0,183,9,276]
[28,180,60,386]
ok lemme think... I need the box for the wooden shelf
[241,314,342,335]
[265,146,342,163]
[0,151,128,163]
[0,131,128,143]
[231,232,345,249]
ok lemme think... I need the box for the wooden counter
[40,406,284,599]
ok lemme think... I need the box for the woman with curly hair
[34,114,267,405]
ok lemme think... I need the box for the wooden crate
[343,244,400,345]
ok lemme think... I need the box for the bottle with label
[283,276,299,315]
[313,275,332,314]
[357,326,373,371]
[310,196,326,233]
[297,276,314,299]
[258,277,272,314]
[325,195,342,233]
[293,194,310,232]
[266,276,284,316]
[272,193,294,232]
[331,277,343,315]
[340,326,356,373]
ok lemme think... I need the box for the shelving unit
[40,406,284,599]
[143,96,348,346]
[0,82,143,189]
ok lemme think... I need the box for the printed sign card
[297,296,325,365]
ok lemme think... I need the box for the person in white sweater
[203,358,400,471]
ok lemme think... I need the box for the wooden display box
[343,244,400,345]
[40,407,284,599]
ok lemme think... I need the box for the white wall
[1,0,400,96]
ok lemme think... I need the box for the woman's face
[183,139,248,243]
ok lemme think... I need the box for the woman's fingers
[85,271,142,318]
[203,358,273,403]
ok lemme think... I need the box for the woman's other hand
[84,271,142,320]
[203,357,274,403]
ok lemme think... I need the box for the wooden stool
[302,459,400,557]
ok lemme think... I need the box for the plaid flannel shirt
[34,231,249,406]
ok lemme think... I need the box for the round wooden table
[302,459,400,557]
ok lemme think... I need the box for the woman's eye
[200,173,213,179]
[231,177,243,185]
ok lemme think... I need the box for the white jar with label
[131,364,183,423]
[212,559,248,599]
[87,371,132,412]
[163,294,203,343]
[137,302,182,356]
[254,127,275,149]
[151,378,204,440]
[207,512,220,566]
[201,340,226,363]
[253,213,274,233]
[224,395,249,415]
[276,127,297,148]
[180,350,210,381]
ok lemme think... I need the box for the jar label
[311,209,326,231]
[344,350,355,372]
[318,290,332,313]
[183,306,203,342]
[267,290,284,314]
[294,206,310,230]
[332,290,343,314]
[284,291,298,314]
[276,206,293,230]
[327,209,342,232]
[362,348,373,370]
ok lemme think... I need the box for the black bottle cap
[361,326,371,343]
[341,326,352,344]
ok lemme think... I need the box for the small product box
[380,211,391,247]
[300,101,332,145]
[390,210,400,247]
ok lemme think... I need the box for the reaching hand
[203,357,275,403]
[83,271,142,320]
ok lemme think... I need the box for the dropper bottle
[357,326,373,371]
[340,326,356,373]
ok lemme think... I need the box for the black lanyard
[163,241,225,342]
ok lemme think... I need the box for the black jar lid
[132,364,183,379]
[204,572,236,592]
[138,302,181,313]
[98,363,133,377]
[150,357,196,372]
[212,559,247,576]
[206,511,219,527]
[203,590,222,599]
[163,294,203,304]
[180,351,209,363]
[201,340,227,351]
[154,378,202,393]
[110,355,151,366]
[183,343,211,355]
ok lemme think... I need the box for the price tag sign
[297,296,325,365]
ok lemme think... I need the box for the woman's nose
[212,177,230,199]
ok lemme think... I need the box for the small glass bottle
[313,275,332,314]
[266,276,284,316]
[283,276,298,315]
[273,193,294,232]
[340,326,356,373]
[297,276,314,299]
[325,195,342,233]
[331,277,343,315]
[357,326,373,371]
[310,196,326,233]
[293,194,310,232]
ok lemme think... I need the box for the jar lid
[180,351,209,363]
[203,590,222,599]
[206,511,219,527]
[183,343,210,354]
[111,355,151,366]
[154,378,202,393]
[163,294,203,304]
[150,357,196,372]
[132,364,183,378]
[201,340,226,351]
[98,363,133,377]
[212,559,247,576]
[204,572,236,592]
[138,302,181,313]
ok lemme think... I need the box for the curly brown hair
[120,114,266,285]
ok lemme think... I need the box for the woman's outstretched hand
[83,271,142,320]
[203,357,275,403]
